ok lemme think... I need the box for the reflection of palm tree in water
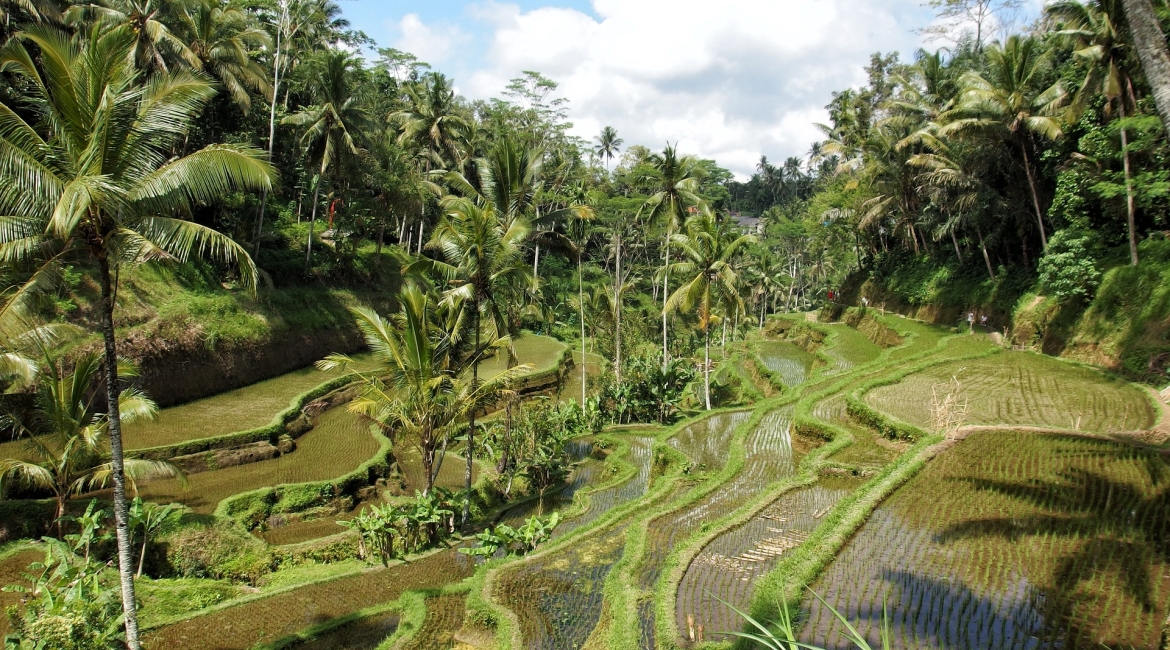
[939,441,1170,648]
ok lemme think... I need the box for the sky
[337,1,1022,178]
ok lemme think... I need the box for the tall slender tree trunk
[951,229,963,261]
[977,225,995,280]
[464,308,479,531]
[613,234,623,381]
[703,305,711,411]
[305,180,322,273]
[578,256,587,411]
[97,254,141,650]
[1121,0,1170,133]
[1019,141,1048,248]
[254,1,287,260]
[533,244,540,278]
[1120,103,1139,265]
[662,237,670,367]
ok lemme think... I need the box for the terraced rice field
[822,323,883,374]
[145,547,475,649]
[399,593,466,650]
[291,611,400,650]
[669,411,752,472]
[135,407,381,513]
[637,408,813,597]
[495,528,626,649]
[867,351,1156,433]
[472,335,567,380]
[119,353,380,451]
[677,478,858,637]
[756,341,818,387]
[804,430,1170,650]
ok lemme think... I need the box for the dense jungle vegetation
[0,0,1169,648]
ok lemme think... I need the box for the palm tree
[639,144,705,367]
[422,197,531,528]
[65,0,196,72]
[593,125,623,172]
[392,72,472,251]
[1049,0,1142,264]
[664,210,755,410]
[177,0,273,113]
[941,35,1068,248]
[283,48,368,273]
[0,353,179,537]
[321,288,530,496]
[0,26,274,648]
[1117,0,1170,133]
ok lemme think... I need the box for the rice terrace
[2,1,1170,649]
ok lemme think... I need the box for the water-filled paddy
[803,430,1170,650]
[677,478,858,637]
[134,407,380,513]
[867,351,1156,433]
[756,340,818,387]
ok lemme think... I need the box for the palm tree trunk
[613,234,622,382]
[463,306,479,531]
[578,256,587,411]
[305,180,322,273]
[254,2,286,260]
[662,239,670,367]
[1120,104,1139,265]
[1019,140,1048,248]
[951,229,963,261]
[533,244,540,278]
[977,225,995,281]
[1121,0,1170,134]
[97,254,142,650]
[703,321,711,411]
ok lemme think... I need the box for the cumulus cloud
[410,1,939,177]
[391,13,470,64]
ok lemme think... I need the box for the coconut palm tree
[0,353,179,537]
[176,0,272,113]
[283,48,369,272]
[639,144,705,367]
[1048,0,1142,264]
[422,197,531,528]
[664,210,755,410]
[321,287,530,496]
[593,125,623,172]
[941,35,1068,248]
[0,26,274,648]
[65,0,196,72]
[392,72,472,252]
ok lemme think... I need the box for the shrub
[161,522,274,584]
[1038,228,1102,300]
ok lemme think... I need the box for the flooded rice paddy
[756,340,818,387]
[804,430,1170,650]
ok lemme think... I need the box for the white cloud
[391,13,470,64]
[409,1,939,177]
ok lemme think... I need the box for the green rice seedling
[756,342,818,388]
[865,352,1155,434]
